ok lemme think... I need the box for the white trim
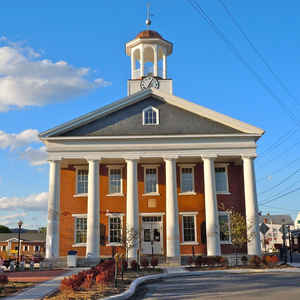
[142,106,159,125]
[181,214,197,244]
[215,163,229,194]
[178,163,196,167]
[72,214,88,217]
[179,212,199,215]
[106,243,123,247]
[143,166,159,195]
[40,89,264,138]
[139,212,165,216]
[219,211,232,244]
[73,193,88,198]
[106,164,125,168]
[75,166,88,195]
[108,166,123,195]
[107,214,124,245]
[72,243,87,247]
[141,164,161,168]
[179,165,195,194]
[178,192,196,196]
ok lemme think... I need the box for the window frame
[215,163,230,194]
[107,165,124,196]
[180,212,198,245]
[142,106,159,126]
[179,164,196,195]
[74,166,89,197]
[143,165,160,195]
[106,213,124,246]
[72,214,87,247]
[23,245,29,251]
[219,211,231,244]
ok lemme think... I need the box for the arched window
[143,106,159,125]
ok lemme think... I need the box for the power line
[187,0,300,124]
[259,204,300,213]
[259,185,300,206]
[217,0,299,108]
[258,168,300,195]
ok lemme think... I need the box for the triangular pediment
[40,89,264,138]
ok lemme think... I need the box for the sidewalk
[2,267,86,300]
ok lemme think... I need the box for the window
[34,246,40,252]
[1,245,6,251]
[109,168,122,194]
[109,216,122,244]
[219,212,231,243]
[75,217,87,244]
[143,106,159,125]
[182,215,196,242]
[180,166,195,193]
[144,167,158,194]
[215,165,229,193]
[23,245,28,251]
[77,169,88,194]
[15,246,19,250]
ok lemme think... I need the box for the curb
[101,267,300,300]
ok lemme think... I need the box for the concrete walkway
[2,268,86,300]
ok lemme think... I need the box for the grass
[44,268,162,300]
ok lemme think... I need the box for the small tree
[0,225,11,233]
[122,225,139,263]
[219,206,255,265]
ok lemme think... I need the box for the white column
[126,158,139,260]
[242,156,261,256]
[162,52,167,79]
[46,160,61,259]
[202,156,221,256]
[131,51,136,79]
[164,157,180,260]
[86,159,100,258]
[153,45,158,77]
[140,45,144,77]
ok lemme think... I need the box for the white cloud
[0,129,39,150]
[0,37,111,111]
[21,145,48,166]
[0,192,48,211]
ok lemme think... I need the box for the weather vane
[145,3,153,28]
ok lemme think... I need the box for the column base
[166,256,181,266]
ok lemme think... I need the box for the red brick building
[40,29,263,263]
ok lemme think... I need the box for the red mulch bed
[6,269,68,283]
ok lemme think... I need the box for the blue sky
[1,1,300,228]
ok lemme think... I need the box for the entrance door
[141,216,163,255]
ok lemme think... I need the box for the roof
[135,30,163,39]
[39,88,265,138]
[0,232,46,242]
[260,215,294,225]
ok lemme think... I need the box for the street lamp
[17,220,23,270]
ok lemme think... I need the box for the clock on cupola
[125,16,173,96]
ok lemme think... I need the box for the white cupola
[125,30,173,96]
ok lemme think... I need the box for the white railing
[132,67,163,79]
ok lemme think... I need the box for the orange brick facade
[59,162,245,257]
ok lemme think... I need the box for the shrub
[249,255,262,266]
[130,259,138,271]
[151,257,159,268]
[187,256,194,266]
[241,255,248,265]
[0,274,8,285]
[271,255,279,264]
[140,257,149,268]
[262,255,272,266]
[219,256,229,267]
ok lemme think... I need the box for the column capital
[242,155,257,160]
[48,159,61,163]
[163,155,179,161]
[201,154,218,160]
[124,156,140,162]
[84,156,101,162]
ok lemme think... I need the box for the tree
[0,225,11,233]
[122,226,139,263]
[219,206,255,265]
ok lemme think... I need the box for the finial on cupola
[145,3,152,28]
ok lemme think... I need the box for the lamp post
[17,220,23,270]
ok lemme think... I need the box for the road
[132,272,300,300]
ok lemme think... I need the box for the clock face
[140,76,159,90]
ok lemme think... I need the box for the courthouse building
[40,29,263,263]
